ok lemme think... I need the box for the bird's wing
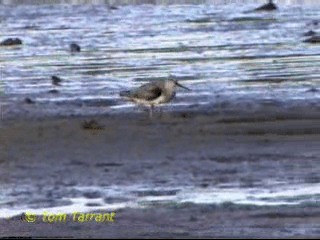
[128,83,162,101]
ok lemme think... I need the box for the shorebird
[119,79,191,118]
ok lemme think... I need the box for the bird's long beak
[176,81,191,91]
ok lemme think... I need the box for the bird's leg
[158,105,163,118]
[137,104,145,113]
[149,105,154,119]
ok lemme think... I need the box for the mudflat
[1,110,320,238]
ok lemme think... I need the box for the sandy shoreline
[1,110,320,237]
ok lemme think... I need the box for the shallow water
[2,182,320,218]
[0,0,320,220]
[1,0,320,118]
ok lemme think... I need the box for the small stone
[51,75,62,86]
[200,183,209,188]
[24,97,35,104]
[254,1,277,11]
[86,203,102,207]
[306,87,318,93]
[189,216,198,222]
[83,191,102,199]
[48,89,59,94]
[82,119,105,130]
[70,43,81,53]
[303,30,316,37]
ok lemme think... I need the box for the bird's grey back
[120,81,165,101]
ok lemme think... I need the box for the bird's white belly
[133,94,169,106]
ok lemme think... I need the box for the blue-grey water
[0,0,319,118]
[0,0,320,224]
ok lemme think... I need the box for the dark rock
[189,215,198,222]
[48,89,59,94]
[70,42,81,53]
[254,1,277,11]
[83,191,102,199]
[24,97,35,104]
[180,112,190,119]
[86,203,102,207]
[133,189,180,197]
[306,20,319,27]
[306,87,318,93]
[303,30,316,37]
[82,119,105,130]
[95,162,123,167]
[51,75,62,86]
[0,38,22,46]
[200,183,209,188]
[303,36,320,43]
[109,6,118,10]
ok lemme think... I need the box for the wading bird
[120,79,191,118]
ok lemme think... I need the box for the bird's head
[167,79,191,91]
